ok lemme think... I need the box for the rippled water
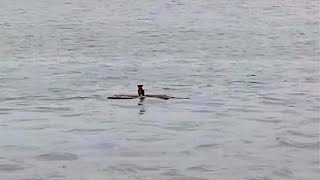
[0,0,319,179]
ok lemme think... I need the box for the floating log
[108,94,171,100]
[107,96,137,99]
[145,95,172,100]
[107,94,189,100]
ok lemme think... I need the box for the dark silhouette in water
[137,85,145,96]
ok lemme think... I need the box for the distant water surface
[0,0,319,179]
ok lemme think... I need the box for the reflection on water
[138,97,146,115]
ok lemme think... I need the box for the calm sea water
[0,0,319,179]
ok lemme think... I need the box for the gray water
[0,0,319,179]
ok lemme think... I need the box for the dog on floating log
[107,85,188,100]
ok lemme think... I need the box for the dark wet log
[115,94,139,98]
[107,96,137,99]
[107,94,139,99]
[108,94,188,100]
[145,95,172,100]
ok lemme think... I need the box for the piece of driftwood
[145,95,172,100]
[107,94,189,100]
[107,96,137,99]
[146,95,189,99]
[108,94,170,100]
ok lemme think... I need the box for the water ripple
[187,165,215,172]
[285,130,318,138]
[34,106,72,112]
[64,128,106,133]
[272,167,294,178]
[36,153,78,161]
[0,164,25,172]
[275,137,320,149]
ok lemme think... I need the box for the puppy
[137,85,145,96]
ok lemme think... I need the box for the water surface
[0,0,319,179]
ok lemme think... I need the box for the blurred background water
[0,0,319,179]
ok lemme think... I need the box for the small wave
[226,108,263,113]
[248,81,264,85]
[164,125,198,132]
[228,80,245,84]
[94,142,118,149]
[191,109,214,113]
[261,100,286,106]
[170,84,193,87]
[16,118,47,122]
[195,143,220,149]
[162,87,179,90]
[273,168,294,178]
[2,95,45,101]
[117,150,166,158]
[36,153,78,161]
[247,118,282,124]
[137,18,152,21]
[24,125,59,130]
[0,108,15,111]
[285,130,318,138]
[0,164,24,172]
[105,164,160,173]
[48,174,65,179]
[167,176,208,180]
[247,176,272,180]
[60,113,84,117]
[275,137,320,149]
[187,165,214,172]
[242,140,253,144]
[0,145,37,151]
[281,109,300,115]
[178,28,197,33]
[106,165,137,173]
[261,96,285,101]
[227,80,264,85]
[161,169,180,176]
[135,123,162,128]
[127,137,168,142]
[310,160,319,165]
[34,106,72,112]
[39,96,91,101]
[65,128,106,133]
